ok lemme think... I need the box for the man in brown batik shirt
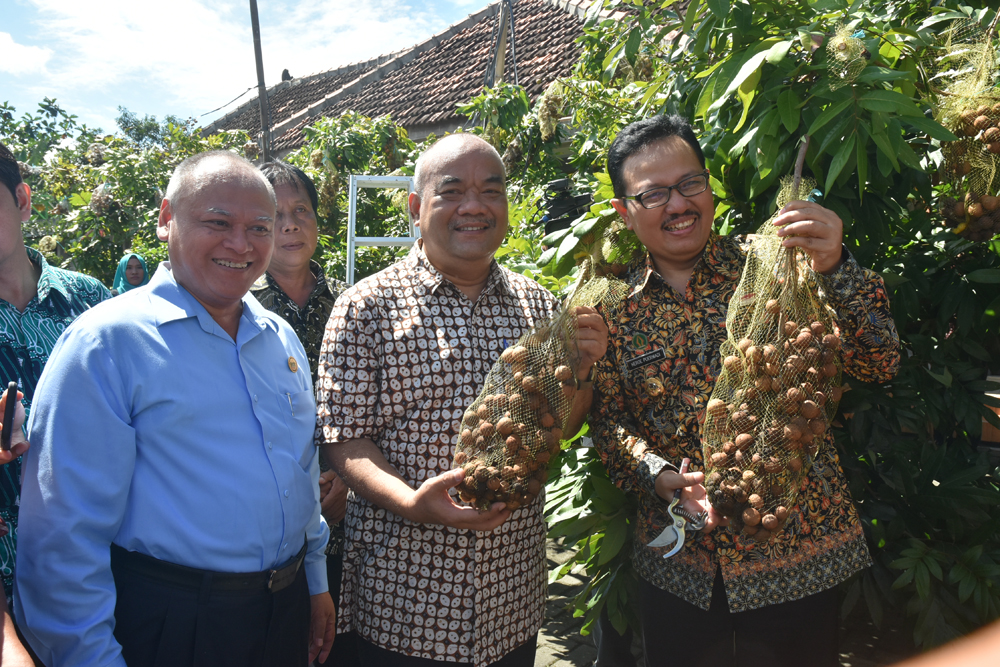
[315,134,608,667]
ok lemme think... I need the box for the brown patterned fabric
[315,242,559,666]
[590,234,900,613]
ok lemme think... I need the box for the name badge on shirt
[288,357,299,373]
[626,348,666,372]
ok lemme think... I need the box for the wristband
[576,365,597,391]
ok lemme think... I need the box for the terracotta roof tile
[207,0,587,151]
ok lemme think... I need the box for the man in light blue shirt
[14,151,335,666]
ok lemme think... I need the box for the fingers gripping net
[932,17,1000,241]
[453,268,629,510]
[701,177,845,544]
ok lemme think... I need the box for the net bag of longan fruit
[453,271,628,511]
[701,176,845,544]
[931,16,1000,242]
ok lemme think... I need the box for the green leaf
[967,269,1000,283]
[807,98,853,136]
[926,366,953,387]
[728,126,758,158]
[598,516,628,565]
[623,27,642,63]
[541,227,571,247]
[765,40,793,65]
[573,216,604,238]
[734,66,761,132]
[536,246,557,268]
[857,90,922,117]
[856,129,868,196]
[706,0,729,19]
[69,192,91,207]
[778,89,800,134]
[710,49,771,113]
[682,0,702,34]
[825,132,856,194]
[900,116,959,142]
[870,130,900,172]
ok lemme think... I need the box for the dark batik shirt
[315,242,559,667]
[590,234,900,613]
[0,247,110,604]
[251,260,348,554]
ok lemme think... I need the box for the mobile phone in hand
[1,381,17,452]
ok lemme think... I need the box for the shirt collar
[626,233,742,298]
[407,240,515,299]
[147,262,279,335]
[29,247,74,304]
[251,259,334,304]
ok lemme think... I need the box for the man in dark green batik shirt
[0,141,110,660]
[251,161,351,630]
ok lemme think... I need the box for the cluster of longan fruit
[703,305,843,543]
[938,191,1000,242]
[938,103,1000,242]
[453,344,576,510]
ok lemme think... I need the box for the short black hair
[607,115,705,199]
[0,141,23,204]
[259,160,318,215]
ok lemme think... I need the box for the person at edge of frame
[588,114,900,667]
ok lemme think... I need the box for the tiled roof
[205,0,596,151]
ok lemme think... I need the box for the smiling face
[124,256,145,286]
[611,136,715,278]
[408,137,508,278]
[156,158,275,318]
[268,181,318,276]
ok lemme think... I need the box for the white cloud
[0,32,53,74]
[13,0,463,126]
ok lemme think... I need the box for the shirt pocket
[276,390,317,461]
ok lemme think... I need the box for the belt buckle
[267,568,278,592]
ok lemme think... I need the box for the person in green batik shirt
[251,160,353,663]
[589,116,900,667]
[0,140,110,664]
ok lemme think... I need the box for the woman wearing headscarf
[111,253,150,296]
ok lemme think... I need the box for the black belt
[110,542,307,594]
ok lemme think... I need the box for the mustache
[661,210,699,227]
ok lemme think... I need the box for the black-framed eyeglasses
[621,171,710,210]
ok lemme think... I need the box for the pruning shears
[646,458,708,558]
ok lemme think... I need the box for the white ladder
[346,175,418,285]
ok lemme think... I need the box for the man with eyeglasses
[588,115,899,667]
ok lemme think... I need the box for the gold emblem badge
[644,377,664,397]
[288,357,299,372]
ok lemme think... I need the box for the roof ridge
[204,0,597,138]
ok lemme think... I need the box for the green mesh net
[931,17,1000,242]
[827,25,869,91]
[701,176,845,544]
[453,260,629,510]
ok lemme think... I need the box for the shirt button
[267,442,272,450]
[254,394,259,402]
[283,543,288,549]
[284,489,289,498]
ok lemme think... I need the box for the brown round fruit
[735,433,754,451]
[766,299,780,314]
[787,457,803,472]
[738,338,753,353]
[497,417,514,436]
[974,115,992,130]
[554,365,574,382]
[742,507,761,526]
[800,400,820,419]
[984,127,1000,142]
[749,493,764,509]
[822,334,840,350]
[968,202,984,218]
[783,321,798,336]
[775,506,789,521]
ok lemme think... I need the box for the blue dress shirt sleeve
[15,326,133,667]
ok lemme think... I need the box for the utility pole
[249,0,271,162]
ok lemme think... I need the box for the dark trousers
[593,605,636,667]
[320,550,360,666]
[638,570,839,667]
[356,633,537,667]
[111,549,310,667]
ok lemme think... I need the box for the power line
[199,86,255,118]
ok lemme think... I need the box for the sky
[1,0,485,134]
